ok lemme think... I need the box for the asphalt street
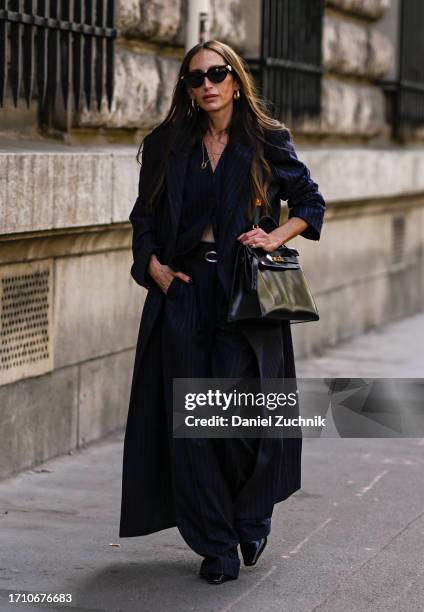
[1,312,423,612]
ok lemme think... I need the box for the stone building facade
[0,0,423,477]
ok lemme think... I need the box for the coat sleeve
[267,129,326,241]
[129,135,164,290]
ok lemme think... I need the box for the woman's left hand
[237,227,279,253]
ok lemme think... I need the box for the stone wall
[1,187,423,478]
[323,15,392,77]
[74,0,401,142]
[0,225,138,478]
[1,140,424,478]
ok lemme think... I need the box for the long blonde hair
[138,39,291,219]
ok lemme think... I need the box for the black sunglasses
[180,64,233,88]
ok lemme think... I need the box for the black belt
[202,249,218,263]
[173,242,219,264]
[191,242,219,263]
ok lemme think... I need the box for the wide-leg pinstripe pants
[162,240,271,578]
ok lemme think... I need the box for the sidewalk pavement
[1,313,424,612]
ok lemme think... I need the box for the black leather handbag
[227,203,319,324]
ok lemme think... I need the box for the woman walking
[119,40,326,584]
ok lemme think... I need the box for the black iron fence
[375,0,424,138]
[0,0,117,113]
[396,0,424,132]
[246,0,324,122]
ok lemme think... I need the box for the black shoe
[199,572,237,585]
[240,536,268,566]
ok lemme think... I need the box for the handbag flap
[258,252,300,270]
[246,245,300,270]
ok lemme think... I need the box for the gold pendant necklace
[201,139,209,170]
[201,138,224,171]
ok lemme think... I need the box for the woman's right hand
[148,254,193,294]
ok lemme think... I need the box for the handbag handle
[252,198,265,227]
[252,198,289,250]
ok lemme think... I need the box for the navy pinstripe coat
[119,124,326,537]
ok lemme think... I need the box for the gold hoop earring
[233,90,241,100]
[191,98,197,109]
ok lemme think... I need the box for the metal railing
[246,0,324,121]
[396,0,424,131]
[375,0,424,138]
[0,0,117,113]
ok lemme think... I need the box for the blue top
[173,136,228,258]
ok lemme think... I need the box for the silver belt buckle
[204,250,218,263]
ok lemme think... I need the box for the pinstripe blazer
[129,125,326,358]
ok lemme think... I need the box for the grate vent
[0,261,53,385]
[391,215,406,265]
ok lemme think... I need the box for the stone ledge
[0,225,131,264]
[2,144,424,235]
[299,147,424,202]
[0,144,139,235]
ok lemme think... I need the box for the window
[0,0,117,119]
[375,0,424,139]
[245,0,325,122]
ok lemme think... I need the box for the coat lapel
[218,138,254,245]
[166,147,190,237]
[166,134,254,245]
